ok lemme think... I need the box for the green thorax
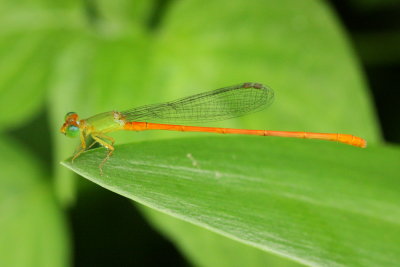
[84,111,125,134]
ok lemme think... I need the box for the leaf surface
[63,136,400,266]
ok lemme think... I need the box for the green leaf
[134,0,383,264]
[62,136,400,266]
[47,0,383,264]
[147,0,380,142]
[93,0,155,36]
[0,2,82,130]
[142,207,305,267]
[0,135,70,267]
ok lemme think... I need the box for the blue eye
[66,125,79,138]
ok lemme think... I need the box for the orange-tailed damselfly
[61,82,366,174]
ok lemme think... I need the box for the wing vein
[121,83,274,124]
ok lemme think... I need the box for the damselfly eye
[65,112,76,121]
[66,125,79,138]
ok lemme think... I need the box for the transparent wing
[121,83,274,124]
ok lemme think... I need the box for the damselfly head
[60,112,80,137]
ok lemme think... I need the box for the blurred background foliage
[0,0,399,266]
